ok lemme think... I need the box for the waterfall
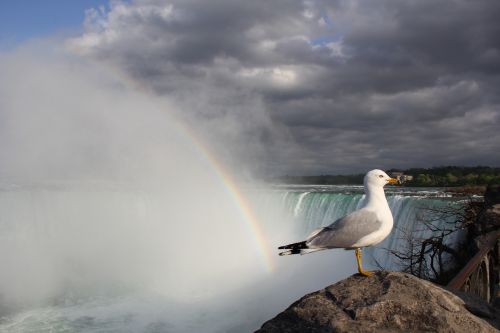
[0,184,463,332]
[293,192,310,217]
[0,184,271,310]
[252,185,462,271]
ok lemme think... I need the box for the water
[0,183,464,332]
[253,184,463,270]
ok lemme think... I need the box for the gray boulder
[256,271,499,333]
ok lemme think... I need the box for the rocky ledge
[256,271,500,333]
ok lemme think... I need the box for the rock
[453,291,499,321]
[256,271,499,333]
[485,185,500,207]
[475,204,500,237]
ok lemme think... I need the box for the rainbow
[79,56,275,272]
[175,123,275,273]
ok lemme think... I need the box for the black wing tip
[279,248,305,256]
[278,241,309,256]
[278,241,307,250]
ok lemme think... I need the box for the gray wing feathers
[306,209,382,249]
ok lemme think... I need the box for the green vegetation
[275,166,500,187]
[393,166,500,187]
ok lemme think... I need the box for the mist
[0,42,353,332]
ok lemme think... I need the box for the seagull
[278,169,398,277]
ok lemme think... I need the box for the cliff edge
[256,271,500,333]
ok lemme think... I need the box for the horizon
[272,165,500,178]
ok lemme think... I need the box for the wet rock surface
[256,271,500,333]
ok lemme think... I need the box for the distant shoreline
[270,166,500,190]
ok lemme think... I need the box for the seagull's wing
[306,209,382,249]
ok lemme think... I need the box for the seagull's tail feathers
[278,240,324,256]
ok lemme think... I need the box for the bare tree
[382,197,481,284]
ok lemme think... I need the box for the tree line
[396,166,500,186]
[274,166,500,186]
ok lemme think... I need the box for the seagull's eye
[378,175,384,178]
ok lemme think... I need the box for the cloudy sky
[2,0,500,176]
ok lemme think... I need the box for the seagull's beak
[387,178,399,184]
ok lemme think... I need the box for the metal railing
[447,231,500,302]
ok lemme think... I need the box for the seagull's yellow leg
[355,248,373,277]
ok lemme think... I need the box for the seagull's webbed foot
[355,248,373,277]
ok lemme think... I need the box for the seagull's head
[364,169,399,188]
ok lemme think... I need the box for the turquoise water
[253,185,463,270]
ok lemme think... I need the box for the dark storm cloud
[69,0,500,175]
